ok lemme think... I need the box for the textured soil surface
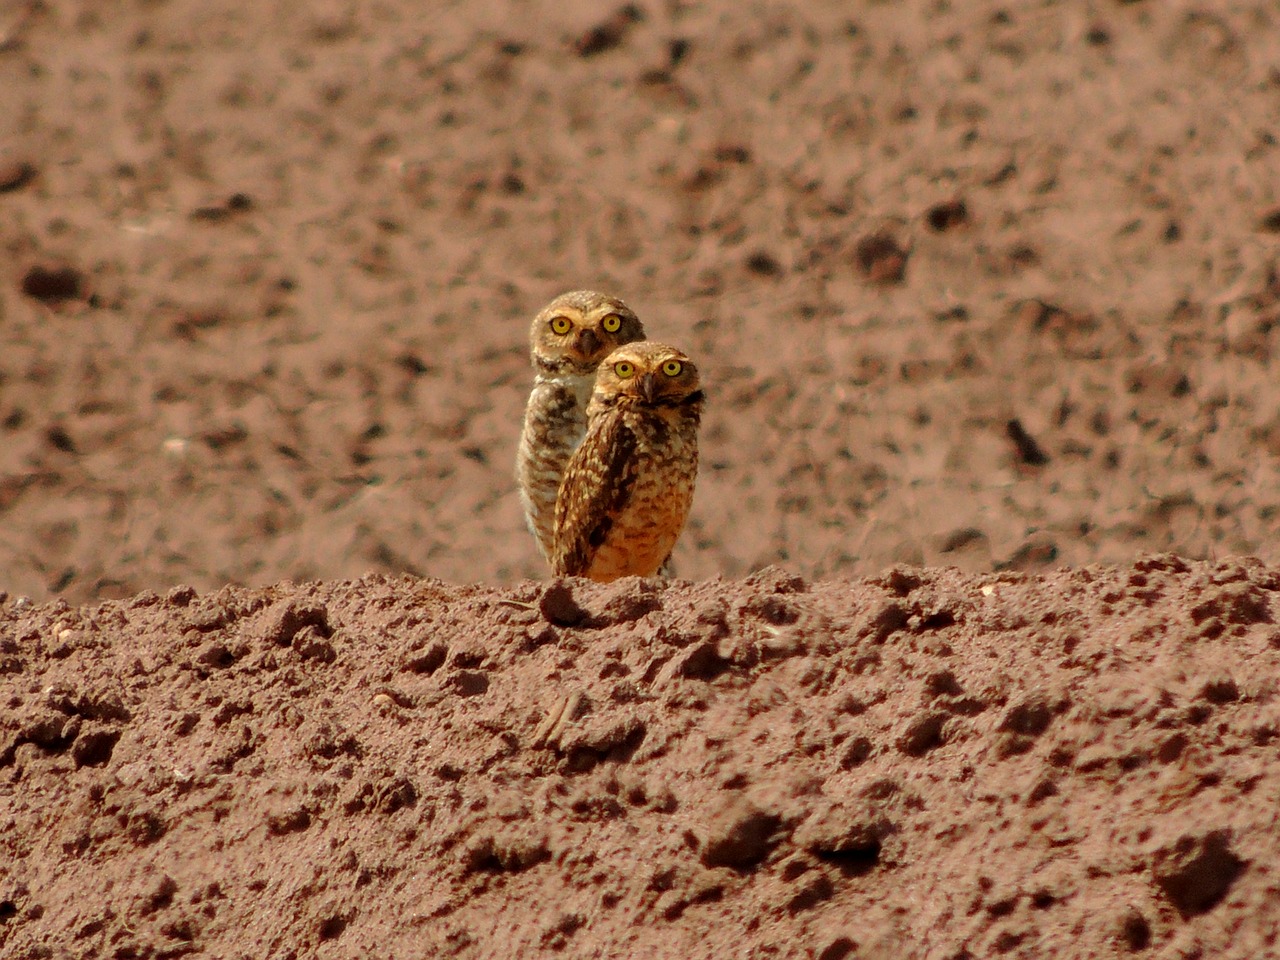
[4,0,1280,957]
[4,0,1280,601]
[4,558,1280,958]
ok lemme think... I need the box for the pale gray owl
[516,290,646,562]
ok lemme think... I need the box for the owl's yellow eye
[613,361,635,378]
[662,360,684,377]
[549,316,573,335]
[601,314,622,333]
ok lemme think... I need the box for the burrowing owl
[551,342,704,582]
[517,290,647,561]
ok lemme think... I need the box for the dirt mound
[4,557,1280,957]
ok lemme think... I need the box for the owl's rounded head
[593,341,702,407]
[529,290,645,376]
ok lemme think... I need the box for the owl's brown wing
[551,413,640,577]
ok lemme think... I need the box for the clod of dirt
[699,798,783,869]
[572,4,642,57]
[666,641,730,681]
[445,669,489,697]
[784,870,835,913]
[743,567,808,594]
[189,193,254,222]
[166,585,197,607]
[939,527,987,553]
[925,199,968,231]
[874,567,923,597]
[1118,908,1152,950]
[71,727,120,767]
[587,579,664,627]
[838,736,874,769]
[403,642,447,674]
[1199,677,1240,704]
[186,601,236,633]
[996,696,1061,757]
[744,251,783,277]
[266,805,312,836]
[898,712,948,756]
[817,937,858,960]
[794,803,892,875]
[196,641,237,669]
[317,910,351,941]
[1190,582,1272,629]
[140,874,178,915]
[462,828,551,874]
[857,600,911,644]
[0,160,36,192]
[1152,830,1246,918]
[20,265,87,303]
[1006,418,1051,465]
[262,600,332,645]
[557,712,646,771]
[854,232,909,285]
[539,581,588,626]
[293,625,337,662]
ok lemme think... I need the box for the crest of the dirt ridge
[3,555,1280,958]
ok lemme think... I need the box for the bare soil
[3,0,1280,956]
[5,559,1280,958]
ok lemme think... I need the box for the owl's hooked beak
[638,372,658,403]
[573,328,600,358]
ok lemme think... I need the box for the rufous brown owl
[551,342,703,582]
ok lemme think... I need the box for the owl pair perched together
[516,290,703,582]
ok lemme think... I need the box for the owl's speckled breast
[516,375,592,559]
[577,405,700,581]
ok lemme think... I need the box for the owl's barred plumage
[516,291,646,561]
[552,342,703,582]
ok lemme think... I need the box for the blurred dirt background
[3,0,1280,957]
[3,0,1279,602]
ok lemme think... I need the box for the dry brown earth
[3,0,1280,956]
[4,558,1280,958]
